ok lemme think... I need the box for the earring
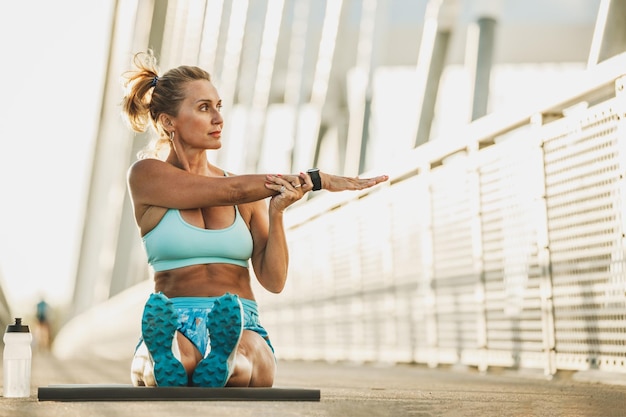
[169,131,174,142]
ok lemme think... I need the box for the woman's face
[172,79,224,150]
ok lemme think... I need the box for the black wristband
[307,168,322,191]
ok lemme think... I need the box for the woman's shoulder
[129,157,166,170]
[127,158,174,193]
[128,157,169,178]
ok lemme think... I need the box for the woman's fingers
[372,175,389,185]
[353,175,388,188]
[299,172,314,190]
[266,174,309,195]
[324,174,389,192]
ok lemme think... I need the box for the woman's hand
[265,173,310,212]
[319,172,389,192]
[264,171,389,211]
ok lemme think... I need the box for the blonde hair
[121,50,212,158]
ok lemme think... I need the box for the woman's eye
[217,104,222,112]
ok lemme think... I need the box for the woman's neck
[167,150,222,176]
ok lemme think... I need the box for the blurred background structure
[2,0,626,381]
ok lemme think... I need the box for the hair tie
[150,76,159,88]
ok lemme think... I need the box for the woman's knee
[250,360,275,387]
[248,336,276,387]
[230,347,274,387]
[227,353,253,386]
[228,331,275,387]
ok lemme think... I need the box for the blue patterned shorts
[168,296,274,356]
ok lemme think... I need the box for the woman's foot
[141,292,188,386]
[191,293,244,387]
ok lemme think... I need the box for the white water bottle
[3,318,32,398]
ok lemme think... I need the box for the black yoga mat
[37,384,321,402]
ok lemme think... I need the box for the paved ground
[2,351,626,417]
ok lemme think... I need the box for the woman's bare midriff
[153,263,255,300]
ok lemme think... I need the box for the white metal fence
[256,55,626,376]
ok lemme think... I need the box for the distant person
[120,50,388,388]
[35,298,51,350]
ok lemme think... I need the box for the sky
[0,0,111,316]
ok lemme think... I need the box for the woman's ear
[158,114,174,129]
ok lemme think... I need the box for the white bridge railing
[256,53,626,377]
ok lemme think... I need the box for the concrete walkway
[2,352,626,417]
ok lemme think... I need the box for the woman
[121,50,388,388]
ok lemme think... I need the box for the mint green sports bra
[142,205,253,272]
